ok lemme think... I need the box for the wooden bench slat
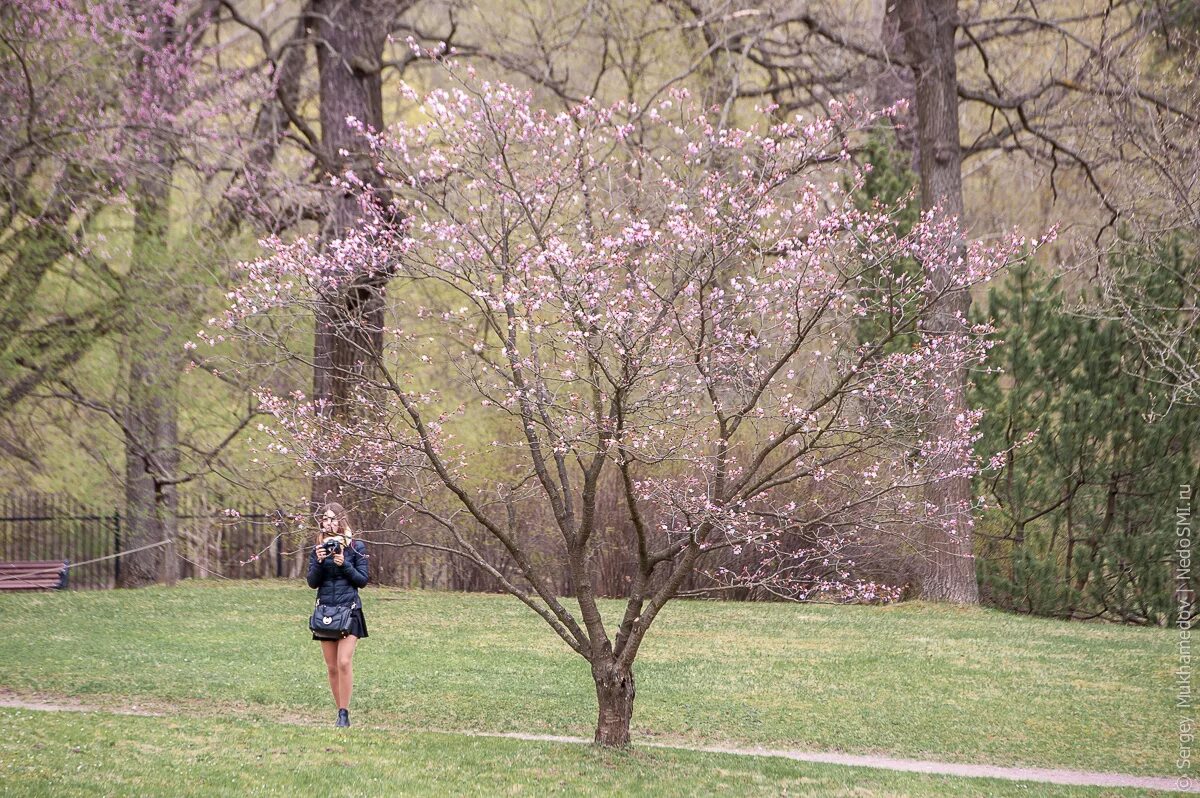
[1,578,62,587]
[0,560,69,590]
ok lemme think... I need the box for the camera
[320,537,345,556]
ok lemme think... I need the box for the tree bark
[121,5,180,588]
[122,347,180,587]
[895,0,979,603]
[309,1,392,535]
[592,658,635,747]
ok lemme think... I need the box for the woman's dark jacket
[307,539,368,607]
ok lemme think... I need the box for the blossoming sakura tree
[201,61,1038,746]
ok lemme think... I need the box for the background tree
[1093,4,1200,407]
[888,0,978,603]
[298,0,428,580]
[106,1,291,585]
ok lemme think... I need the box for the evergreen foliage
[972,241,1200,624]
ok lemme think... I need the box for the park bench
[0,560,69,591]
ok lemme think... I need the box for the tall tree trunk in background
[310,1,393,537]
[894,0,979,603]
[121,6,181,587]
[121,4,315,587]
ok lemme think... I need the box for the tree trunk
[121,353,180,587]
[592,658,635,747]
[895,0,979,604]
[309,1,391,542]
[121,5,180,588]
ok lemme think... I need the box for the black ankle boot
[336,708,350,727]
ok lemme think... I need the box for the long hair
[315,502,353,544]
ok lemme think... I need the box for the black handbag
[309,600,357,639]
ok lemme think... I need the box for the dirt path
[459,731,1195,794]
[0,691,1192,794]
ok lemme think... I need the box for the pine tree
[972,241,1200,624]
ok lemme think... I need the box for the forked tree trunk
[592,658,636,747]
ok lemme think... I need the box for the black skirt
[312,607,368,641]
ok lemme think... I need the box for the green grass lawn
[0,707,1177,798]
[0,581,1176,787]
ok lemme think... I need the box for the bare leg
[336,635,358,709]
[320,639,341,708]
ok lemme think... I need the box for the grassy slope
[0,582,1172,778]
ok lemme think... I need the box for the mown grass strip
[0,708,1184,798]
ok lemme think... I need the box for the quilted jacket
[306,539,368,607]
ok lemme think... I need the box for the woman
[306,502,369,727]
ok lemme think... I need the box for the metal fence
[0,493,292,589]
[0,491,855,600]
